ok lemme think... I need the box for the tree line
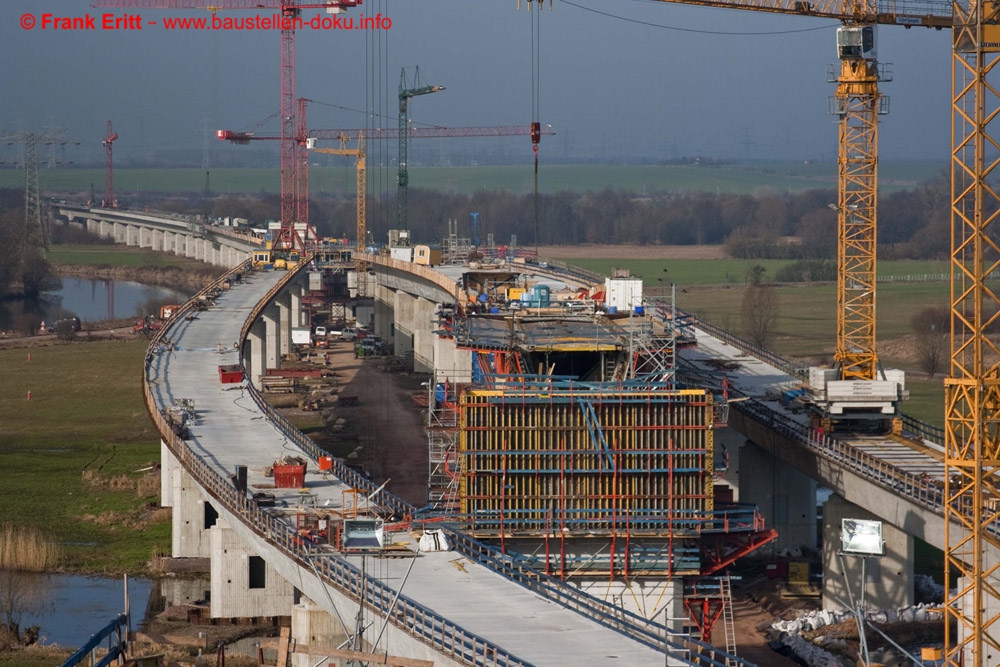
[151,175,952,260]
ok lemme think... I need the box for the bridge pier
[163,447,214,558]
[126,224,139,247]
[736,436,817,554]
[138,225,150,249]
[291,599,348,667]
[210,519,296,619]
[433,335,473,384]
[822,493,913,611]
[151,229,164,252]
[278,292,293,358]
[391,290,416,359]
[244,320,268,389]
[263,304,281,371]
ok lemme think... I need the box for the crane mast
[310,132,368,296]
[831,25,885,382]
[397,67,445,231]
[945,3,1000,664]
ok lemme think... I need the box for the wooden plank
[276,626,291,667]
[259,638,433,667]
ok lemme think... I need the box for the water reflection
[0,279,192,331]
[9,572,153,648]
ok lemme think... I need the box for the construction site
[11,0,1000,662]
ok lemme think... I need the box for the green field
[0,161,945,198]
[47,244,200,269]
[0,340,167,572]
[571,257,951,287]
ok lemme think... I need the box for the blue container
[635,306,645,315]
[490,307,499,314]
[608,306,618,314]
[435,384,446,405]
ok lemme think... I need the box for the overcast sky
[1,0,953,166]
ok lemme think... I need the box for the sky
[0,0,954,166]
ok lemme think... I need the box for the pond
[9,573,153,649]
[0,278,193,331]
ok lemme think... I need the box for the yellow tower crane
[530,0,1000,664]
[309,131,368,297]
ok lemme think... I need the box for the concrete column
[194,238,205,262]
[263,304,280,371]
[393,289,416,359]
[291,599,348,667]
[185,235,197,259]
[114,221,126,243]
[161,441,179,509]
[822,493,913,611]
[170,465,214,558]
[290,287,304,328]
[100,219,111,239]
[152,229,164,252]
[433,335,473,385]
[126,224,138,247]
[247,321,266,389]
[139,226,151,248]
[413,297,437,373]
[737,438,817,554]
[209,519,296,619]
[86,218,99,236]
[374,283,394,342]
[278,292,292,357]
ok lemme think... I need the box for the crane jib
[646,0,953,28]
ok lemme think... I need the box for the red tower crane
[92,0,363,252]
[217,98,555,240]
[102,121,119,209]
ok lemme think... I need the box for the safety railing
[728,394,945,513]
[144,266,533,667]
[442,527,755,667]
[678,310,946,442]
[59,613,128,667]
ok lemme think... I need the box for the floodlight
[342,518,385,551]
[841,518,884,556]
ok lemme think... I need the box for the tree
[911,307,949,377]
[19,252,60,301]
[741,282,780,347]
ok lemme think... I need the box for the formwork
[459,384,714,538]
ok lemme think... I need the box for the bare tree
[742,283,780,347]
[911,307,949,377]
[0,571,47,648]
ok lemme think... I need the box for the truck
[291,327,311,346]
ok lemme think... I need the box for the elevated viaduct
[71,205,977,663]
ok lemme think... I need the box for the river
[0,278,193,331]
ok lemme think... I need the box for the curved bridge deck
[145,264,725,667]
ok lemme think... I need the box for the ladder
[720,576,738,666]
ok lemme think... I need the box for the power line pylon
[1,129,78,250]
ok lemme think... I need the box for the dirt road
[323,342,431,507]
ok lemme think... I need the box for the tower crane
[217,99,555,241]
[397,67,445,230]
[102,121,119,209]
[93,0,363,254]
[582,0,997,663]
[308,132,369,297]
[569,0,943,429]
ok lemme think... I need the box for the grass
[0,161,945,198]
[671,280,950,426]
[567,257,952,286]
[46,245,202,269]
[0,340,167,573]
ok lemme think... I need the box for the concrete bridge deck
[146,264,713,667]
